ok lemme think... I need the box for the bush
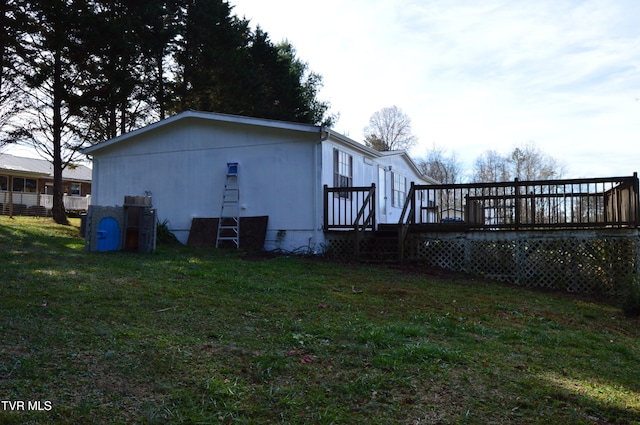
[156,219,180,245]
[621,274,640,318]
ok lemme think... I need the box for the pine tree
[0,0,25,143]
[13,0,90,224]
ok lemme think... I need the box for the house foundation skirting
[326,229,640,295]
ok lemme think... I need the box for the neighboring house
[0,153,92,216]
[82,110,434,252]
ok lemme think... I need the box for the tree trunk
[157,53,165,120]
[52,47,68,225]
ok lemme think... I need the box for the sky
[5,0,638,179]
[231,0,640,179]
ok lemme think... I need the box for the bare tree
[473,142,563,182]
[473,142,566,226]
[363,105,417,151]
[472,149,510,183]
[508,141,564,181]
[418,144,462,184]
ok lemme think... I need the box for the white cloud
[233,0,640,177]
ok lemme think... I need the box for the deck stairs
[359,224,400,263]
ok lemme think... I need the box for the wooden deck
[325,174,640,235]
[400,174,639,231]
[325,175,639,234]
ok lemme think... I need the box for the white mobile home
[83,110,433,252]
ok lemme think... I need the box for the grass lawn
[1,216,639,424]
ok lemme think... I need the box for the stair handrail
[353,184,376,259]
[397,182,416,263]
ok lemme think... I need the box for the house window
[11,177,37,192]
[333,149,353,198]
[71,183,81,196]
[25,178,37,193]
[391,172,406,207]
[0,175,7,191]
[12,177,24,192]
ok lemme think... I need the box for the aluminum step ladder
[216,162,240,248]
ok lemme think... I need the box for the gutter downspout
[313,128,331,253]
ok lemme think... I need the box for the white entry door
[378,167,386,218]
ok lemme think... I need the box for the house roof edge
[83,110,322,155]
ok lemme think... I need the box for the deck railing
[400,174,640,231]
[40,194,92,212]
[1,191,41,216]
[1,191,92,216]
[398,182,416,262]
[323,184,376,231]
[323,184,376,259]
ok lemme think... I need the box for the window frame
[70,183,81,196]
[391,172,407,208]
[25,178,37,193]
[12,177,24,192]
[333,148,353,199]
[11,177,37,193]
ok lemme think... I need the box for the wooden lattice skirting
[326,229,640,295]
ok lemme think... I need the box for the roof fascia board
[378,151,438,184]
[0,169,49,177]
[325,129,380,157]
[198,111,321,133]
[83,110,322,155]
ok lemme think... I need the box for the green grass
[1,216,639,424]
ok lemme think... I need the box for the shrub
[156,219,180,245]
[621,274,640,318]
